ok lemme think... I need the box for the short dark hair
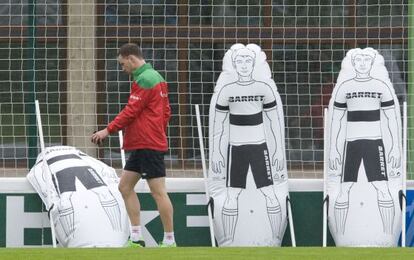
[118,43,144,59]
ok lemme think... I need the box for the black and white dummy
[208,43,290,246]
[326,48,403,246]
[27,146,129,247]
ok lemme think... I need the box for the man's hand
[211,153,225,174]
[388,148,401,169]
[91,128,109,145]
[272,151,285,171]
[329,149,342,171]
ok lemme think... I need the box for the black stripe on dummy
[229,112,263,126]
[334,102,347,109]
[263,100,277,109]
[347,110,380,122]
[47,154,81,165]
[215,104,229,111]
[381,100,395,108]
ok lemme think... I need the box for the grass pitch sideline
[0,247,413,260]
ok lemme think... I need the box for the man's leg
[57,192,75,238]
[92,187,122,232]
[364,140,394,234]
[335,140,359,235]
[222,187,243,242]
[147,177,175,245]
[371,181,395,234]
[259,185,282,241]
[334,182,354,234]
[118,170,143,243]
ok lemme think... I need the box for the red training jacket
[107,64,171,151]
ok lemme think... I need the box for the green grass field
[1,247,414,260]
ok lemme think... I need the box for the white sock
[222,207,238,241]
[378,200,395,234]
[162,232,175,244]
[130,225,143,241]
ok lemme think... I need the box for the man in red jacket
[91,43,175,247]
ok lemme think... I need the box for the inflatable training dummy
[326,48,403,246]
[27,146,129,247]
[208,43,291,246]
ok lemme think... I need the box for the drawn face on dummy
[352,54,374,75]
[232,48,256,79]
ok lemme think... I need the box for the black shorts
[227,143,273,189]
[124,149,166,179]
[342,139,388,183]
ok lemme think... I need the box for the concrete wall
[1,178,413,247]
[66,0,97,157]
